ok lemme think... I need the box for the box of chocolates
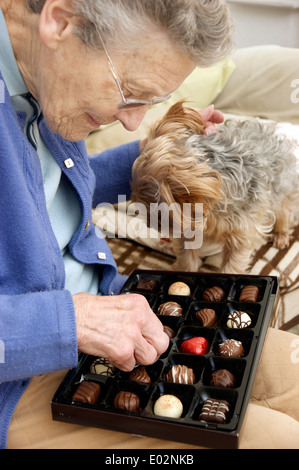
[51,270,278,448]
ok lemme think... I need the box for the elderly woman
[1,0,299,450]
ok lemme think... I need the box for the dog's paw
[272,232,290,250]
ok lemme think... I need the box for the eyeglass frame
[95,25,171,110]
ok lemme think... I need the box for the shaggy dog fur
[131,102,299,273]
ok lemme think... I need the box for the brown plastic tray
[51,270,278,448]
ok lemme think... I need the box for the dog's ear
[149,101,205,140]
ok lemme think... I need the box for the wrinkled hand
[198,104,224,135]
[73,292,169,371]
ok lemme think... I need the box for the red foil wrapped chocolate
[180,336,209,355]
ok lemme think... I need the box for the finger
[113,356,136,372]
[198,104,215,122]
[142,330,169,359]
[139,313,170,358]
[133,337,161,366]
[133,324,170,365]
[198,106,224,124]
[209,109,224,124]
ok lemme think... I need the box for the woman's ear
[39,0,76,50]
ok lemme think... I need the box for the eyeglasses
[96,26,171,110]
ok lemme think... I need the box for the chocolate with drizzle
[239,285,259,302]
[200,398,230,424]
[158,301,183,316]
[167,364,195,384]
[113,391,141,413]
[202,286,225,302]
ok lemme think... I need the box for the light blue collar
[0,7,29,97]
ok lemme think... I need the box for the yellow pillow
[167,57,235,107]
[86,57,235,154]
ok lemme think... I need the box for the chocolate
[210,369,236,388]
[90,357,116,376]
[168,281,190,296]
[200,398,230,424]
[153,394,183,418]
[129,366,151,383]
[202,286,225,302]
[163,325,175,339]
[113,391,141,413]
[167,364,195,384]
[180,336,209,355]
[239,285,259,302]
[72,381,101,404]
[136,279,158,292]
[218,339,244,358]
[195,308,217,327]
[158,301,183,316]
[227,310,252,328]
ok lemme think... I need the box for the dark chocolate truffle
[180,336,209,355]
[210,369,236,388]
[129,366,151,383]
[163,325,175,339]
[239,285,259,302]
[227,310,252,328]
[195,308,217,327]
[136,279,158,292]
[218,339,244,358]
[72,381,101,405]
[202,286,225,302]
[158,301,182,316]
[113,391,141,412]
[200,398,230,424]
[167,364,195,384]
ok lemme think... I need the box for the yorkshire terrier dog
[131,102,299,273]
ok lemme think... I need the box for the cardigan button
[64,158,74,168]
[97,252,106,260]
[85,220,90,229]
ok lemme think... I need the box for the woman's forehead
[119,38,195,95]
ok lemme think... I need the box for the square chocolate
[136,279,158,292]
[199,398,230,424]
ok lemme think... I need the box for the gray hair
[26,0,234,66]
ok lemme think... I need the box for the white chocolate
[168,282,190,296]
[153,394,183,418]
[90,358,116,376]
[226,311,252,329]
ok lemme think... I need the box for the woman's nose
[115,106,149,131]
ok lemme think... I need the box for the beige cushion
[214,45,299,124]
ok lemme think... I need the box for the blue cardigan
[0,71,140,448]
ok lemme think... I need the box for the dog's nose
[115,107,149,131]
